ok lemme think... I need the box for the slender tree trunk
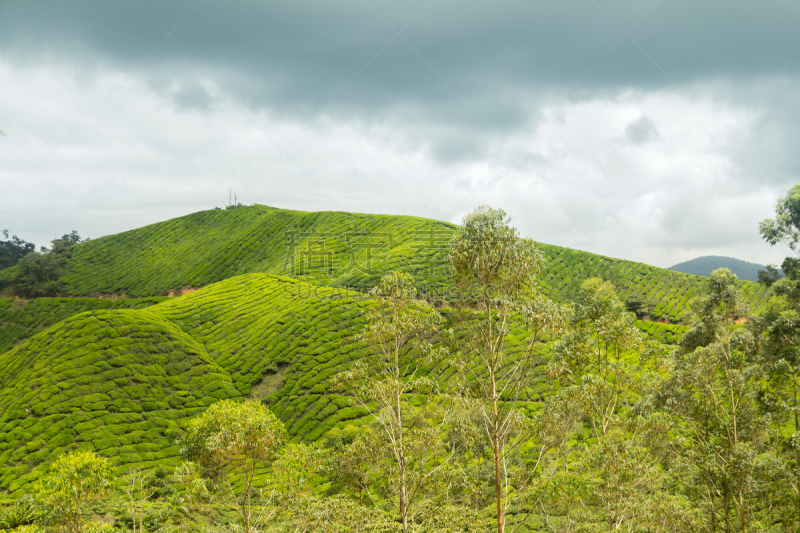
[723,491,730,533]
[794,371,800,525]
[139,485,145,533]
[738,488,746,533]
[492,366,503,533]
[485,297,504,533]
[395,332,409,533]
[796,447,800,528]
[400,452,408,533]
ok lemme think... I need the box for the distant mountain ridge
[668,255,770,282]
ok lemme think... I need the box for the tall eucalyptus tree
[448,205,565,533]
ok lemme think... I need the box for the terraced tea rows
[0,275,380,496]
[0,309,239,495]
[538,244,772,322]
[152,275,375,441]
[635,320,687,345]
[0,206,455,297]
[0,205,771,324]
[0,297,166,354]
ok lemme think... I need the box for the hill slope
[0,274,557,496]
[18,205,453,297]
[0,297,166,354]
[0,309,239,494]
[0,206,774,323]
[669,255,771,282]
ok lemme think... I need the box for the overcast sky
[1,1,799,268]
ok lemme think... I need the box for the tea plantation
[538,244,771,322]
[0,205,456,298]
[0,207,771,501]
[0,273,560,498]
[0,297,167,354]
[0,205,772,323]
[0,308,239,497]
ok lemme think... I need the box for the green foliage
[181,399,285,479]
[760,183,800,252]
[32,450,110,532]
[0,497,37,529]
[0,231,35,271]
[8,252,67,298]
[181,399,286,533]
[2,232,86,298]
[181,400,325,533]
[549,278,647,438]
[448,205,566,533]
[335,272,454,532]
[536,279,702,532]
[659,268,777,531]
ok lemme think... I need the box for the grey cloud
[2,1,800,116]
[171,82,215,111]
[625,116,661,145]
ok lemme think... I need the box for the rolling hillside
[0,205,774,323]
[0,308,240,495]
[0,274,555,497]
[0,297,166,354]
[0,206,770,498]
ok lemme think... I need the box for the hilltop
[669,255,773,282]
[0,205,773,323]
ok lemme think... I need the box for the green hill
[2,205,454,297]
[0,308,240,495]
[0,205,774,323]
[0,275,372,496]
[538,245,772,322]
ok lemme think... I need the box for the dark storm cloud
[2,0,799,119]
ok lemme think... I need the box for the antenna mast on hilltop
[225,188,239,210]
